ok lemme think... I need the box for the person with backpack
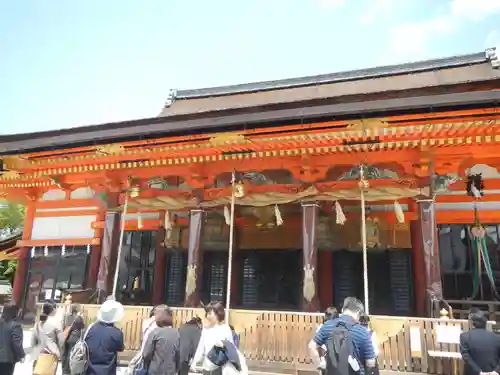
[309,297,376,375]
[61,304,85,375]
[0,303,25,375]
[84,299,125,375]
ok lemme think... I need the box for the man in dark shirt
[309,297,376,375]
[460,309,500,375]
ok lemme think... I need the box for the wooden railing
[447,299,500,323]
[60,305,487,374]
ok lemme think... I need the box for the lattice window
[118,231,156,305]
[164,250,188,306]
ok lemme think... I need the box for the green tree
[0,260,16,284]
[0,202,25,230]
[0,201,25,285]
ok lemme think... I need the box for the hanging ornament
[469,225,500,300]
[334,201,346,225]
[43,245,48,257]
[275,205,284,226]
[224,205,231,225]
[86,244,91,254]
[164,211,172,240]
[466,174,484,198]
[30,246,35,258]
[61,244,66,256]
[394,201,405,224]
[138,213,144,229]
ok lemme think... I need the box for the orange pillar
[12,201,35,307]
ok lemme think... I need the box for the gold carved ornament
[208,133,247,146]
[0,156,27,180]
[95,143,125,155]
[347,118,389,136]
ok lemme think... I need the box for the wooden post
[184,209,204,307]
[301,202,320,312]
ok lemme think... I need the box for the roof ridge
[168,50,489,102]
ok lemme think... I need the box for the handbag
[133,336,158,375]
[133,360,150,375]
[33,353,58,375]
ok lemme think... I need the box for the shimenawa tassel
[164,211,172,240]
[224,205,231,225]
[43,245,48,257]
[61,244,66,256]
[394,201,405,224]
[275,204,284,226]
[335,201,346,225]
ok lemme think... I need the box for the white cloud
[315,0,345,9]
[485,30,500,49]
[450,0,500,21]
[389,0,500,58]
[359,0,397,25]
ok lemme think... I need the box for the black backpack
[325,321,361,375]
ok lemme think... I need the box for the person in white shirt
[191,302,234,375]
[359,313,380,375]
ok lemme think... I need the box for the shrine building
[1,48,500,320]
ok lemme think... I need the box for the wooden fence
[68,305,485,374]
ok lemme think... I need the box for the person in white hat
[85,300,125,375]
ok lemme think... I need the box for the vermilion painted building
[1,48,500,319]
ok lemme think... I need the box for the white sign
[410,326,422,354]
[44,289,52,300]
[435,325,462,344]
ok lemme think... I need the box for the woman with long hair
[32,302,65,375]
[0,303,25,375]
[142,305,180,375]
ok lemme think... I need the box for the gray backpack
[69,323,93,375]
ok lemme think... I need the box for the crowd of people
[0,298,245,375]
[1,296,500,375]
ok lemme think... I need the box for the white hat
[97,300,124,324]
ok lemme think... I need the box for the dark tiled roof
[175,51,490,100]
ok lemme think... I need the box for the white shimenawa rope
[225,171,236,323]
[360,165,370,315]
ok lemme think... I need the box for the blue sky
[0,0,499,135]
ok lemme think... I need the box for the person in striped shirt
[309,297,376,375]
